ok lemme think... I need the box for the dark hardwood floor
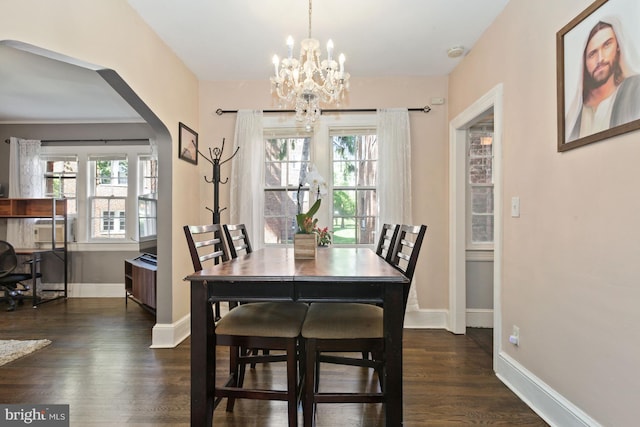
[0,299,547,426]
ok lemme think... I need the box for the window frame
[263,113,378,248]
[88,154,129,242]
[466,128,495,251]
[39,144,154,250]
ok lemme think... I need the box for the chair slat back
[222,224,253,259]
[183,224,229,272]
[375,224,399,262]
[388,224,427,310]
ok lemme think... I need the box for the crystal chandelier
[270,0,350,130]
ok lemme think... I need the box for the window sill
[68,242,140,252]
[466,249,494,262]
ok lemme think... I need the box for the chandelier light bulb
[327,40,334,61]
[287,36,294,59]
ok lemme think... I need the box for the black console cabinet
[124,253,157,315]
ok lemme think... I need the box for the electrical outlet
[509,325,520,346]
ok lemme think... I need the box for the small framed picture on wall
[179,122,198,164]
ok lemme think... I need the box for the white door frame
[449,84,503,364]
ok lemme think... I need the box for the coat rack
[199,138,239,224]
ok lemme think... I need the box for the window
[89,155,128,240]
[40,144,156,247]
[264,132,311,244]
[263,115,378,246]
[139,155,158,195]
[467,127,494,249]
[331,130,378,244]
[42,155,78,215]
[138,156,158,240]
[101,210,125,233]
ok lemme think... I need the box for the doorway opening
[449,84,503,367]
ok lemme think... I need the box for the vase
[294,233,317,259]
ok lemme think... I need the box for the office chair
[0,240,40,311]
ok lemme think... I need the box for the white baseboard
[68,283,123,298]
[150,313,190,349]
[466,308,493,328]
[496,351,601,427]
[403,309,448,328]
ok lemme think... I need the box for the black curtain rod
[215,106,431,116]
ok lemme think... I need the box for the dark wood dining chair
[222,223,252,258]
[375,223,399,262]
[301,224,427,426]
[222,223,302,371]
[183,223,307,426]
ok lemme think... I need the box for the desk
[186,247,408,427]
[1,198,68,306]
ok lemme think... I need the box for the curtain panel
[230,110,265,250]
[7,137,43,248]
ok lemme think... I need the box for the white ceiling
[0,43,143,124]
[128,0,510,80]
[0,0,509,124]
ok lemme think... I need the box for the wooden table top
[187,247,408,283]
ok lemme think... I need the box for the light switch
[511,196,520,218]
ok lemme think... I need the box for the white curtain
[7,137,43,248]
[376,109,419,312]
[230,110,264,250]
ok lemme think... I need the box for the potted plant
[294,165,327,259]
[294,199,321,259]
[315,226,332,247]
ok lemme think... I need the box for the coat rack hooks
[198,137,239,224]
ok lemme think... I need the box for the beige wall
[198,76,450,310]
[450,1,639,425]
[1,0,200,332]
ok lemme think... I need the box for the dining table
[186,246,409,427]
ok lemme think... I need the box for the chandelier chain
[308,0,312,39]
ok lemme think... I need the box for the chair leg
[226,345,240,412]
[314,351,321,393]
[213,301,221,321]
[286,339,298,427]
[303,338,316,427]
[371,350,384,392]
[238,348,249,386]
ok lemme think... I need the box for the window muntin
[139,156,158,195]
[42,155,78,215]
[262,116,378,247]
[138,156,158,240]
[101,210,125,233]
[89,154,128,240]
[467,128,494,248]
[264,134,311,244]
[39,144,155,247]
[331,131,378,244]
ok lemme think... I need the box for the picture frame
[179,122,198,164]
[557,0,640,151]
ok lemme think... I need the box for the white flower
[304,164,328,197]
